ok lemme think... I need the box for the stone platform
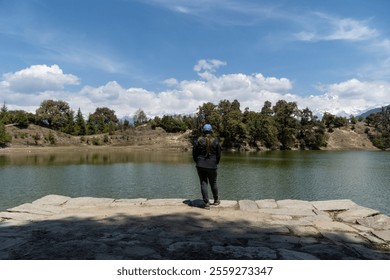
[0,195,389,260]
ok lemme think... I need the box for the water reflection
[0,149,192,166]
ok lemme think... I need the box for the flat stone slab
[357,214,390,230]
[111,198,147,207]
[315,221,358,232]
[258,208,316,216]
[312,199,357,211]
[337,206,380,223]
[7,203,65,216]
[256,199,277,209]
[0,196,389,260]
[372,230,390,242]
[277,199,314,210]
[238,200,259,211]
[64,197,115,208]
[32,195,71,206]
[143,199,187,207]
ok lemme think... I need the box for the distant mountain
[358,105,390,119]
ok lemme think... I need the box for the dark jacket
[192,135,221,169]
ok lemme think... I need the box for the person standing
[192,124,221,209]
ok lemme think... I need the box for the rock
[32,195,71,206]
[111,198,147,206]
[276,199,314,209]
[216,200,238,208]
[287,225,320,236]
[315,221,358,232]
[372,230,390,242]
[143,199,186,207]
[212,245,277,259]
[312,199,357,211]
[238,200,258,212]
[256,199,277,209]
[277,248,319,260]
[64,197,115,208]
[259,208,316,216]
[1,196,389,260]
[337,206,380,223]
[7,203,62,216]
[357,214,390,230]
[321,232,368,244]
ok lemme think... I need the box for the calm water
[0,150,389,214]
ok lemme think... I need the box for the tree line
[1,99,389,150]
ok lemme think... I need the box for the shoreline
[1,195,389,259]
[0,144,382,155]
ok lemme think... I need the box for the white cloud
[2,64,80,93]
[302,79,390,116]
[193,59,227,73]
[294,13,378,42]
[2,63,390,119]
[163,78,178,86]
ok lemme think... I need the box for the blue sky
[1,0,390,118]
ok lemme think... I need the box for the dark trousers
[196,167,218,203]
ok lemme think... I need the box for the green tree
[260,100,273,116]
[74,108,87,135]
[1,102,8,122]
[218,99,246,147]
[299,107,326,149]
[36,100,73,130]
[11,110,29,128]
[244,109,279,149]
[195,102,222,137]
[159,115,188,133]
[322,112,348,131]
[367,106,390,150]
[88,107,118,134]
[133,109,148,127]
[273,100,300,150]
[0,121,12,146]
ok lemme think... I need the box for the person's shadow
[183,199,206,208]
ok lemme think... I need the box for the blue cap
[203,124,212,132]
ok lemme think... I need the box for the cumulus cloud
[2,64,80,93]
[1,63,390,119]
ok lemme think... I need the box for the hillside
[323,122,379,150]
[1,122,380,152]
[3,124,192,151]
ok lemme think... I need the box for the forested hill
[0,120,380,151]
[1,99,389,150]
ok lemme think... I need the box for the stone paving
[0,195,389,260]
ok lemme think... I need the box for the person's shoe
[213,199,221,206]
[204,202,211,209]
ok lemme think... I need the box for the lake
[0,149,389,215]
